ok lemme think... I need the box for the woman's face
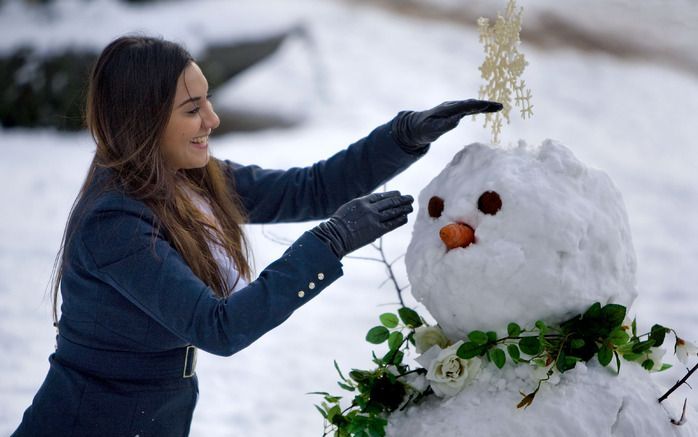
[160,62,220,171]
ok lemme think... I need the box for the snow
[214,32,322,126]
[0,0,301,56]
[406,140,637,339]
[1,0,698,435]
[388,360,698,437]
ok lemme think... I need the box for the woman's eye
[188,106,200,114]
[428,196,444,218]
[477,191,502,215]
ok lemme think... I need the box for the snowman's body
[391,141,697,436]
[388,359,693,437]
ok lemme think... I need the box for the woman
[12,35,501,436]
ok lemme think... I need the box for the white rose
[425,341,481,397]
[415,344,442,368]
[414,325,450,354]
[675,338,698,364]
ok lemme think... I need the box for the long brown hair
[51,35,251,323]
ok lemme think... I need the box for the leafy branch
[453,303,674,408]
[314,295,698,436]
[313,307,425,437]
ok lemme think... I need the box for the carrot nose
[439,223,475,250]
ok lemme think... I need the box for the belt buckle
[183,345,197,378]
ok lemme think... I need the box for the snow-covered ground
[1,0,697,435]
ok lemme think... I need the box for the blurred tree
[0,48,93,130]
[0,33,289,131]
[14,0,167,4]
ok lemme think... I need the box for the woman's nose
[201,104,220,130]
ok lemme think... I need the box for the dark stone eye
[478,191,502,215]
[428,196,444,218]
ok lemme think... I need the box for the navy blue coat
[12,121,426,436]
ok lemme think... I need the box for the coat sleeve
[223,120,428,224]
[78,196,343,357]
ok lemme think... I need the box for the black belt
[54,335,197,380]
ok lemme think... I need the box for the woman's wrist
[389,111,431,155]
[310,220,345,259]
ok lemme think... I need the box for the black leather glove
[311,191,414,258]
[391,99,503,152]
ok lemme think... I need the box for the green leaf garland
[314,302,684,437]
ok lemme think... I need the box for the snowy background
[1,0,697,435]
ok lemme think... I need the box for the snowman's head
[405,140,637,340]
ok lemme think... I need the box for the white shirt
[182,186,248,294]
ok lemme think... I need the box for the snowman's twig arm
[388,254,406,266]
[658,363,698,403]
[372,238,407,307]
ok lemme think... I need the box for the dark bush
[0,32,288,131]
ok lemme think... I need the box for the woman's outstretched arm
[223,120,424,224]
[77,194,342,356]
[225,100,502,224]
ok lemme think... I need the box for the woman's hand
[391,99,503,150]
[311,191,414,258]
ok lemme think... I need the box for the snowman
[388,140,698,436]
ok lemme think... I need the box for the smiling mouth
[191,135,209,144]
